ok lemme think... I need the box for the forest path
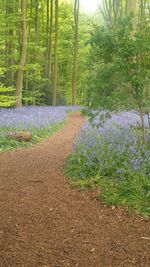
[0,113,149,267]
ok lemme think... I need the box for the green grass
[65,158,150,217]
[0,120,66,152]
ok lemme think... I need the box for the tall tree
[125,0,129,15]
[45,0,50,77]
[52,0,58,106]
[48,0,53,81]
[35,0,39,63]
[72,0,79,105]
[129,0,137,15]
[45,0,53,81]
[101,0,140,29]
[5,1,15,82]
[16,0,27,107]
[0,0,89,106]
[140,0,146,30]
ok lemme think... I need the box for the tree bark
[5,1,15,82]
[45,0,50,77]
[52,0,58,106]
[125,0,129,15]
[48,0,53,80]
[45,0,53,80]
[72,0,79,105]
[35,0,39,63]
[129,0,137,16]
[16,0,27,108]
[25,0,33,105]
[140,0,146,30]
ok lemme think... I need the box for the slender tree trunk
[45,0,50,76]
[125,0,129,15]
[129,0,137,16]
[5,1,15,82]
[140,0,146,30]
[72,0,79,105]
[16,0,27,108]
[25,0,33,105]
[48,0,53,80]
[35,0,39,63]
[128,0,137,28]
[126,0,137,16]
[105,0,114,28]
[31,0,39,104]
[48,0,54,104]
[120,0,123,16]
[45,0,53,80]
[29,0,33,36]
[52,0,58,106]
[45,0,53,104]
[102,0,126,28]
[109,0,112,15]
[5,4,9,75]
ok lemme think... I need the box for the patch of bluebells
[0,106,81,131]
[72,110,150,180]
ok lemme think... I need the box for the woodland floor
[0,113,150,267]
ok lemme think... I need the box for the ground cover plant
[66,110,150,216]
[0,106,79,151]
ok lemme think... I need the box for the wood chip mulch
[0,113,150,267]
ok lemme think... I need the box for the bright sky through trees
[80,0,100,13]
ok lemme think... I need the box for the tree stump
[7,132,32,142]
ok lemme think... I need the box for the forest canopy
[0,0,149,109]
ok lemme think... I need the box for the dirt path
[0,113,149,267]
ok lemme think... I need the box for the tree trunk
[109,0,112,15]
[128,0,137,28]
[129,0,137,16]
[125,0,129,15]
[72,0,79,105]
[45,0,53,80]
[45,0,53,104]
[48,0,53,80]
[5,1,15,82]
[48,0,54,104]
[45,0,50,77]
[140,0,146,30]
[52,0,58,106]
[25,0,33,106]
[16,0,27,108]
[29,0,33,36]
[35,0,39,63]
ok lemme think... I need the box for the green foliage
[82,16,150,110]
[66,147,150,216]
[66,109,150,216]
[82,108,111,127]
[0,68,15,107]
[97,173,150,216]
[115,18,150,107]
[0,0,88,105]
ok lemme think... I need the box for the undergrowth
[66,110,150,217]
[0,121,66,152]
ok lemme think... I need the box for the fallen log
[7,131,32,142]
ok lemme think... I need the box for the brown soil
[0,113,150,267]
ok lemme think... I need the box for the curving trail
[0,113,150,267]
